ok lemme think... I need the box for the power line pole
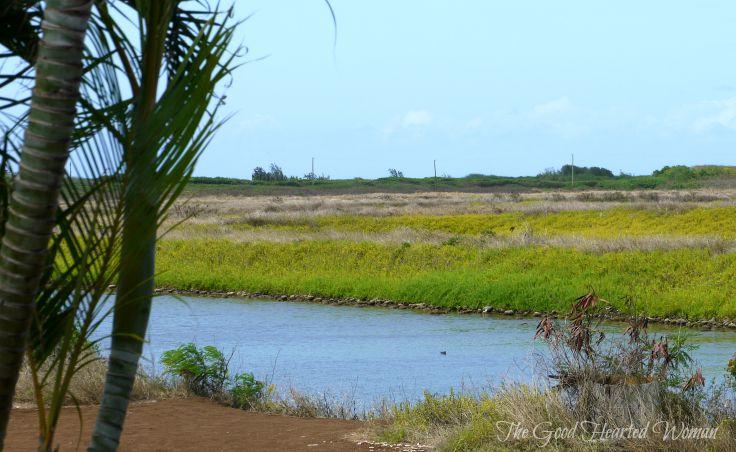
[571,154,575,188]
[311,157,315,184]
[434,159,437,191]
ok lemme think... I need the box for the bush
[653,165,696,180]
[231,372,266,409]
[161,343,230,397]
[535,292,697,390]
[161,343,269,408]
[252,163,287,181]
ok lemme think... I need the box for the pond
[99,296,736,407]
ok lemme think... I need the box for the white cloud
[401,110,432,127]
[463,117,483,131]
[521,97,587,138]
[382,109,433,138]
[238,114,277,130]
[656,97,736,135]
[378,96,736,143]
[691,97,736,133]
[530,97,574,117]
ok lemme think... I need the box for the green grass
[156,239,736,319]
[224,207,736,239]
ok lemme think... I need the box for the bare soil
[6,398,392,451]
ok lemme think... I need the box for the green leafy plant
[161,343,230,397]
[161,343,269,410]
[231,372,266,409]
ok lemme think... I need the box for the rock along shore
[145,286,736,331]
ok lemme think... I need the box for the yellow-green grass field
[157,191,736,320]
[157,239,736,319]
[226,207,736,239]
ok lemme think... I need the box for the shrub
[252,163,287,181]
[653,165,696,180]
[231,372,266,409]
[161,343,229,397]
[535,292,697,391]
[161,343,270,409]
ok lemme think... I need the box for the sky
[198,0,736,179]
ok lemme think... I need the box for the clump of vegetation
[161,343,231,397]
[388,168,404,178]
[231,372,267,409]
[653,165,697,179]
[161,343,270,409]
[251,163,331,183]
[14,358,180,407]
[536,292,697,390]
[252,163,288,182]
[159,343,363,418]
[540,165,615,179]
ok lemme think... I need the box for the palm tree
[87,2,236,449]
[0,0,93,446]
[0,2,235,448]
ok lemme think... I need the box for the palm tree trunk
[0,0,92,447]
[86,183,157,451]
[88,3,170,449]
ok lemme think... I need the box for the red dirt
[6,398,392,451]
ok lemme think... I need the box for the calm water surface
[99,296,736,406]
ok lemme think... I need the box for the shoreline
[151,286,736,331]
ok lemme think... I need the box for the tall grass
[156,239,736,319]
[371,384,736,451]
[13,360,182,407]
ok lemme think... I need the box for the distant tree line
[539,165,615,179]
[252,163,330,182]
[252,163,286,181]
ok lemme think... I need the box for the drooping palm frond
[0,1,39,120]
[0,0,42,62]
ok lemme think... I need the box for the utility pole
[571,154,575,188]
[434,159,437,191]
[311,157,315,184]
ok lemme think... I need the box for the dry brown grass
[13,359,185,408]
[163,190,736,241]
[170,189,736,223]
[163,223,734,254]
[481,383,736,451]
[160,189,736,254]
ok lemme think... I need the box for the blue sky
[198,1,736,179]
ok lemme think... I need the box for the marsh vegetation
[157,188,736,320]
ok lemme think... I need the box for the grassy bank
[156,239,736,319]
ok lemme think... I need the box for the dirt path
[6,398,401,451]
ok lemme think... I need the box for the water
[99,296,736,406]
